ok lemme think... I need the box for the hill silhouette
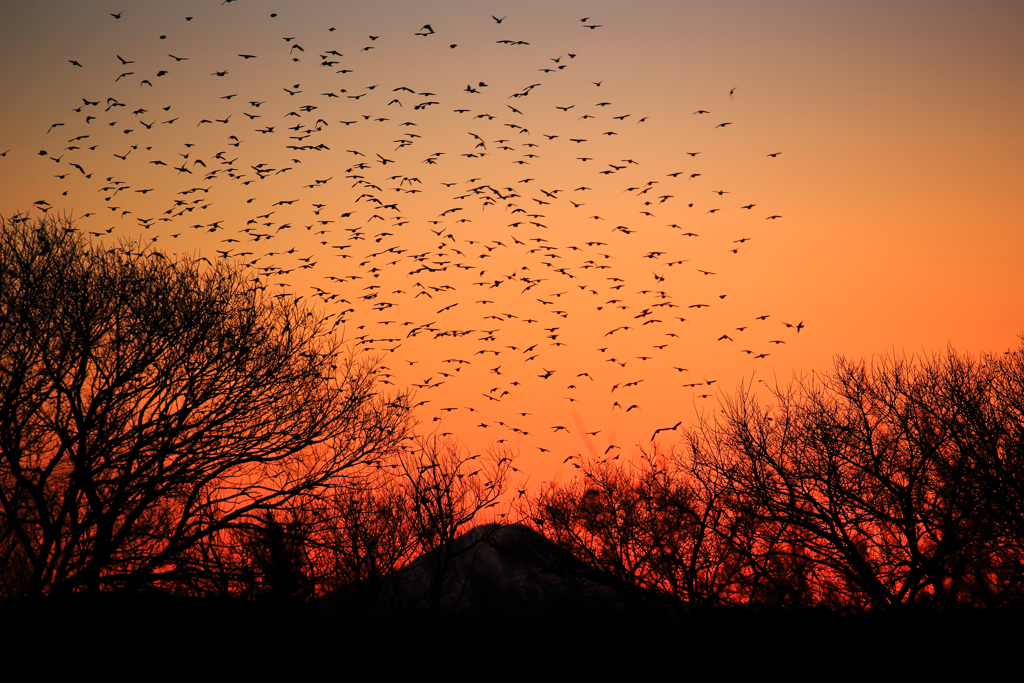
[324,522,679,618]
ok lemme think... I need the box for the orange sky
[2,0,1022,489]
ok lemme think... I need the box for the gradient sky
[2,0,1022,487]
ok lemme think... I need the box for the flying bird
[18,7,803,487]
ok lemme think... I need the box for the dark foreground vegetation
[2,214,1022,666]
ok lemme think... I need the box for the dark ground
[1,594,1016,675]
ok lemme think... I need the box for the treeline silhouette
[0,213,518,608]
[1,214,1022,668]
[528,345,1024,612]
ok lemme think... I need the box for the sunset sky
[2,0,1021,487]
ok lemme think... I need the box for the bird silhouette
[18,7,804,475]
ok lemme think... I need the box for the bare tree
[305,467,415,613]
[685,346,1024,611]
[523,449,748,608]
[235,510,314,603]
[900,342,1024,605]
[389,435,515,612]
[0,213,412,596]
[525,453,674,596]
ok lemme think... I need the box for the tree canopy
[529,343,1024,611]
[0,213,411,596]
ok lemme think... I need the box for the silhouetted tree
[306,468,415,613]
[391,435,515,612]
[686,345,1024,610]
[238,510,313,603]
[0,213,412,596]
[523,344,1024,612]
[526,453,676,597]
[653,447,759,606]
[524,450,745,607]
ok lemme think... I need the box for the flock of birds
[11,6,805,467]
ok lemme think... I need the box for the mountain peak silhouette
[326,523,677,617]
